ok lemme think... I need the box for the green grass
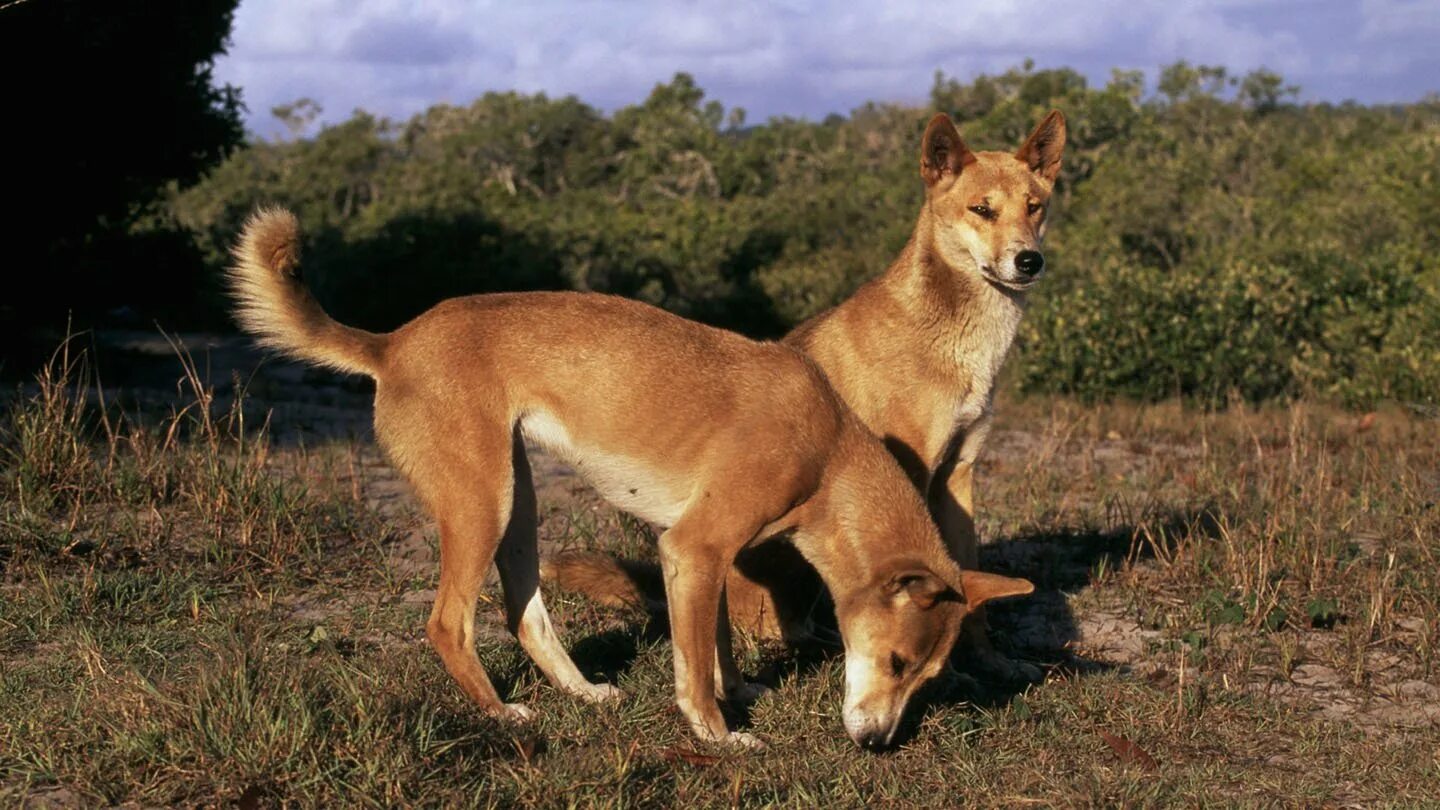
[2,348,1438,806]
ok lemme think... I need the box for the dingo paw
[724,731,767,751]
[499,702,536,722]
[575,682,625,703]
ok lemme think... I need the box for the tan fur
[227,208,385,375]
[754,110,1067,676]
[548,111,1066,679]
[228,208,1032,749]
[539,551,666,611]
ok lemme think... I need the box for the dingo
[550,111,1065,681]
[227,209,1032,749]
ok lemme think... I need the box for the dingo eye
[890,653,908,678]
[968,204,994,219]
[1027,201,1043,215]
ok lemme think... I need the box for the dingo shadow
[567,615,670,686]
[557,507,1221,746]
[563,610,779,730]
[880,507,1223,748]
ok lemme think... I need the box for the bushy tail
[227,207,385,376]
[540,551,667,613]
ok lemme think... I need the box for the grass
[2,344,1438,807]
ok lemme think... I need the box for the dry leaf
[1357,412,1377,433]
[1099,731,1159,770]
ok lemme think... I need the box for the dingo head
[835,562,1033,750]
[919,110,1067,291]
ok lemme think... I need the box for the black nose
[1014,250,1045,277]
[859,732,888,752]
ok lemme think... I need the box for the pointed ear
[888,568,957,610]
[959,570,1035,608]
[1015,110,1067,183]
[920,113,974,188]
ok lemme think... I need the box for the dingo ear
[959,570,1035,608]
[920,113,974,188]
[888,568,957,610]
[1015,110,1067,183]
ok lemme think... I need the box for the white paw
[500,702,536,722]
[724,731,767,751]
[574,682,625,703]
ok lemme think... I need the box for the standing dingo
[550,111,1065,681]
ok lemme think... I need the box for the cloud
[342,16,475,66]
[1359,0,1440,38]
[214,0,1440,136]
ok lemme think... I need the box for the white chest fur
[938,285,1025,464]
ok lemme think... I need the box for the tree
[160,65,1440,406]
[1238,69,1299,114]
[1157,61,1232,103]
[0,0,243,350]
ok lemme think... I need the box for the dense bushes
[165,65,1440,407]
[1019,248,1440,404]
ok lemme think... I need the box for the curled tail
[227,207,385,376]
[540,551,667,613]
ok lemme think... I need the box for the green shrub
[1016,248,1440,406]
[157,67,1440,407]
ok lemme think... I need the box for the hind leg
[424,439,534,722]
[714,587,770,704]
[496,429,622,703]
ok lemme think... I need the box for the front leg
[931,411,991,569]
[659,530,764,749]
[932,417,1040,683]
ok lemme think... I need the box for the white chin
[984,272,1038,291]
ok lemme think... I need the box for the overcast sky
[215,0,1440,137]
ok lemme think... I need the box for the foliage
[157,65,1440,406]
[0,0,244,346]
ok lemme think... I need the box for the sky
[214,0,1440,137]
